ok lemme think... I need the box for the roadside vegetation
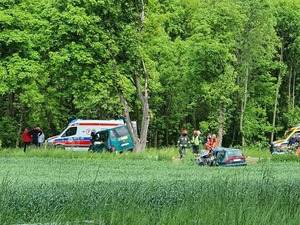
[1,148,300,224]
[0,144,271,161]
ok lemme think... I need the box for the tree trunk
[116,0,150,152]
[240,63,249,149]
[292,68,296,112]
[288,66,293,125]
[154,129,158,148]
[217,102,225,147]
[288,66,292,109]
[119,63,150,152]
[136,61,150,151]
[271,75,281,142]
[16,106,24,148]
[131,0,149,152]
[120,92,142,152]
[271,38,284,142]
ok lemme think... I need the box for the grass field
[0,147,300,224]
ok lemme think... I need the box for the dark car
[214,147,247,166]
[195,147,247,167]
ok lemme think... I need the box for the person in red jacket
[22,128,32,152]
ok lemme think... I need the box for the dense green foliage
[1,0,300,148]
[0,151,300,224]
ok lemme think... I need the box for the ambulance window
[63,127,77,137]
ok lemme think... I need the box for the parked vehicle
[46,119,125,150]
[195,147,247,167]
[92,125,134,153]
[271,124,300,151]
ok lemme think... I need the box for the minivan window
[99,132,108,142]
[111,126,129,139]
[62,127,77,137]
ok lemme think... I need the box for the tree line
[1,0,300,150]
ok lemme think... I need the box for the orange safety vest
[205,138,212,151]
[212,137,218,148]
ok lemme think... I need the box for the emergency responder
[211,134,218,148]
[191,130,201,156]
[88,130,97,151]
[177,129,190,159]
[288,134,299,147]
[205,132,212,152]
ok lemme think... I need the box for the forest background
[1,0,300,150]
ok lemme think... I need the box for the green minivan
[92,125,134,153]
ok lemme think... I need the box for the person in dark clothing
[88,130,97,151]
[22,128,32,152]
[288,134,299,147]
[28,127,42,147]
[177,129,190,159]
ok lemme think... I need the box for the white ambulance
[46,119,125,150]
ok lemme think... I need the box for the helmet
[193,130,198,136]
[182,129,188,135]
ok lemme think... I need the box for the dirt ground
[246,157,261,164]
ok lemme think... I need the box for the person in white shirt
[38,131,45,147]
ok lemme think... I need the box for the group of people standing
[22,127,45,152]
[177,129,218,159]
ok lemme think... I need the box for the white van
[46,119,125,150]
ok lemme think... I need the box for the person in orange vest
[205,132,212,152]
[211,134,218,148]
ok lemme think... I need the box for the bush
[0,116,18,148]
[271,154,300,162]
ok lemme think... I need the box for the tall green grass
[0,144,272,160]
[0,146,179,161]
[0,153,300,224]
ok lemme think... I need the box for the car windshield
[62,127,77,137]
[227,149,243,157]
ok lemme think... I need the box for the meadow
[0,147,300,225]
